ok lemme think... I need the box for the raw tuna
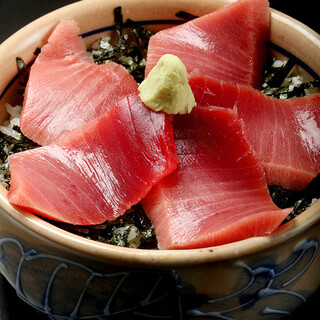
[20,20,138,146]
[8,93,178,225]
[142,107,290,249]
[145,0,270,88]
[189,71,320,190]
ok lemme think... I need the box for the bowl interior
[0,0,319,267]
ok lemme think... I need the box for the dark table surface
[0,0,319,319]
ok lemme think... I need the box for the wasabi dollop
[138,54,196,114]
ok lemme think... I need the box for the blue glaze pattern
[0,237,318,319]
[188,238,319,319]
[0,237,183,319]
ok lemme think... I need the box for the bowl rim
[0,0,319,268]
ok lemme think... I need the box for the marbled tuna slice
[145,0,270,88]
[189,71,320,190]
[8,93,178,225]
[142,107,290,249]
[21,20,138,146]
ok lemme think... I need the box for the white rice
[0,103,22,140]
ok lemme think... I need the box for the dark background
[0,1,319,319]
[0,0,319,43]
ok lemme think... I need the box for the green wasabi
[138,54,196,114]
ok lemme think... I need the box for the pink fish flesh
[20,20,138,146]
[145,0,270,88]
[8,93,178,225]
[189,71,320,190]
[142,106,290,249]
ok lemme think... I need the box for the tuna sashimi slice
[8,93,178,225]
[21,20,138,146]
[189,71,320,190]
[142,107,290,249]
[145,0,270,88]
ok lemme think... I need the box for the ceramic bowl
[0,0,319,319]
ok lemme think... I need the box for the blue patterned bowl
[0,0,319,319]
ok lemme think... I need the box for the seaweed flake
[0,130,37,189]
[261,57,320,98]
[269,174,320,224]
[90,6,153,83]
[51,203,157,249]
[15,57,30,96]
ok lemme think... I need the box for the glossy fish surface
[8,93,178,225]
[20,20,138,146]
[142,107,290,249]
[145,0,270,88]
[189,71,320,190]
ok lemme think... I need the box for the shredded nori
[50,203,157,249]
[90,6,153,83]
[270,79,320,99]
[269,174,320,224]
[261,56,320,98]
[262,56,297,89]
[15,48,40,96]
[0,128,37,189]
[15,57,29,96]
